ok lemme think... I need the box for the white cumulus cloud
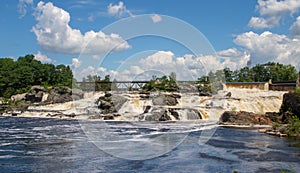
[290,16,300,37]
[114,50,250,81]
[72,58,82,68]
[248,16,279,29]
[107,1,133,18]
[32,1,131,54]
[248,0,300,29]
[234,31,300,69]
[34,51,54,63]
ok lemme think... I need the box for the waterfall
[13,88,286,121]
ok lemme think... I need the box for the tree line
[0,54,298,98]
[197,62,298,84]
[0,55,73,98]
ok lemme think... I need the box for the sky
[1,0,300,81]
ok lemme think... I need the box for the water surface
[0,116,299,173]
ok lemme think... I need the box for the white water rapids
[11,88,286,121]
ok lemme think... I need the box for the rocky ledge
[95,91,202,121]
[219,111,274,126]
[219,91,300,138]
[2,85,84,114]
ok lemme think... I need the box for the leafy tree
[213,62,298,83]
[0,54,74,98]
[143,75,179,92]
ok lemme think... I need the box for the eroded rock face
[47,86,73,104]
[280,92,300,120]
[152,93,180,106]
[138,107,202,121]
[96,92,127,114]
[219,111,273,125]
[25,86,48,103]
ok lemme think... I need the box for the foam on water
[22,88,286,121]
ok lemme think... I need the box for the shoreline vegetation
[0,55,299,138]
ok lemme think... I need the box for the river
[0,116,299,173]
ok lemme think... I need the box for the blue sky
[1,0,300,80]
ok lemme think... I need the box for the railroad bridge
[75,81,196,91]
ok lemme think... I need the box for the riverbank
[218,91,300,138]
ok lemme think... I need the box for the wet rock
[96,92,127,114]
[178,83,198,92]
[25,86,48,103]
[65,113,76,118]
[280,92,300,120]
[169,108,180,120]
[11,93,27,102]
[47,86,73,104]
[199,92,212,97]
[159,111,172,121]
[185,109,202,120]
[71,88,84,100]
[225,92,232,98]
[103,114,114,120]
[152,94,165,106]
[139,92,150,99]
[152,94,179,106]
[219,111,273,125]
[143,105,152,113]
[143,108,168,121]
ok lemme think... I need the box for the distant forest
[0,55,73,98]
[0,54,298,98]
[198,62,298,83]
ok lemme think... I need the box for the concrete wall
[269,83,296,91]
[224,83,269,90]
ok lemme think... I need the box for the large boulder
[72,88,84,100]
[178,83,198,93]
[219,111,273,125]
[47,86,73,104]
[280,92,300,120]
[25,86,48,103]
[152,93,179,106]
[96,92,127,114]
[142,108,171,121]
[11,93,27,102]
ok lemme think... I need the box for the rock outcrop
[96,92,128,114]
[280,92,300,120]
[25,85,48,103]
[152,93,180,106]
[219,111,273,125]
[6,86,84,114]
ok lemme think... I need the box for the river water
[0,116,299,173]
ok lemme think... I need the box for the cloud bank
[32,1,131,54]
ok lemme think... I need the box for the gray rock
[142,108,171,121]
[47,86,73,104]
[72,88,84,100]
[11,93,27,102]
[112,95,128,111]
[25,86,48,103]
[144,112,163,121]
[169,108,180,120]
[30,85,47,93]
[185,109,202,120]
[143,105,152,113]
[152,94,178,106]
[96,93,127,114]
[152,94,165,105]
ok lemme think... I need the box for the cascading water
[10,88,287,121]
